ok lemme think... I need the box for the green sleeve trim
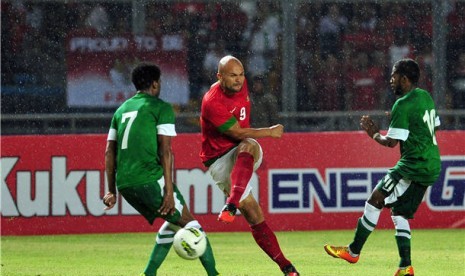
[218,116,237,133]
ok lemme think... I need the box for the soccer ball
[172,227,207,260]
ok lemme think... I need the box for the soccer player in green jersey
[324,58,441,276]
[102,62,219,276]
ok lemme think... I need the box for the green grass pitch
[1,229,464,275]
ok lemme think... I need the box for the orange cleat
[324,244,360,264]
[394,265,414,276]
[217,203,237,223]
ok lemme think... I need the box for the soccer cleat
[324,244,359,264]
[282,264,300,276]
[217,203,237,223]
[394,265,414,276]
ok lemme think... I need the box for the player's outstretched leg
[324,201,381,264]
[251,221,300,276]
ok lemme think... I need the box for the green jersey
[386,88,441,186]
[108,93,176,190]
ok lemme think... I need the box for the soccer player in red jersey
[200,55,299,276]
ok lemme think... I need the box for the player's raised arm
[360,115,398,148]
[224,122,284,140]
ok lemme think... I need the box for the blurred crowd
[2,1,465,119]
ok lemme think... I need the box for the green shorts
[376,172,428,219]
[119,180,186,225]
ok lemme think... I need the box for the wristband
[372,133,381,140]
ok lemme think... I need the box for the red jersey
[200,80,250,166]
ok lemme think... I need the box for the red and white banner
[1,131,464,235]
[66,32,189,107]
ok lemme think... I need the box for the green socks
[349,217,373,254]
[349,202,381,254]
[199,237,220,276]
[144,241,172,275]
[396,235,411,267]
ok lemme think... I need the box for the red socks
[229,153,291,271]
[251,221,291,270]
[226,152,254,206]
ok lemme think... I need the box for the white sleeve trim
[107,128,117,141]
[157,124,177,136]
[435,116,441,127]
[386,127,409,141]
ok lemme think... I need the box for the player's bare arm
[360,115,398,148]
[158,134,175,216]
[103,140,117,210]
[224,122,284,140]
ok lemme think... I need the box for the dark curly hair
[392,58,420,85]
[131,62,161,91]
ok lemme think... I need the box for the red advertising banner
[1,131,464,235]
[66,32,189,107]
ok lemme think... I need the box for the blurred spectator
[449,52,465,109]
[313,54,344,111]
[145,3,171,36]
[371,11,394,51]
[345,51,384,110]
[25,3,43,31]
[85,5,109,35]
[371,50,392,106]
[410,4,433,47]
[65,3,93,34]
[217,3,248,56]
[249,75,280,127]
[243,1,281,77]
[109,58,136,88]
[2,2,27,84]
[296,3,319,111]
[296,2,320,55]
[184,3,210,102]
[146,3,185,35]
[386,3,410,35]
[203,40,228,86]
[417,44,434,94]
[19,26,58,86]
[239,0,257,21]
[343,14,371,52]
[447,2,465,65]
[343,3,379,52]
[359,3,378,32]
[318,4,348,59]
[112,17,131,35]
[267,61,283,108]
[145,16,163,37]
[388,28,415,68]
